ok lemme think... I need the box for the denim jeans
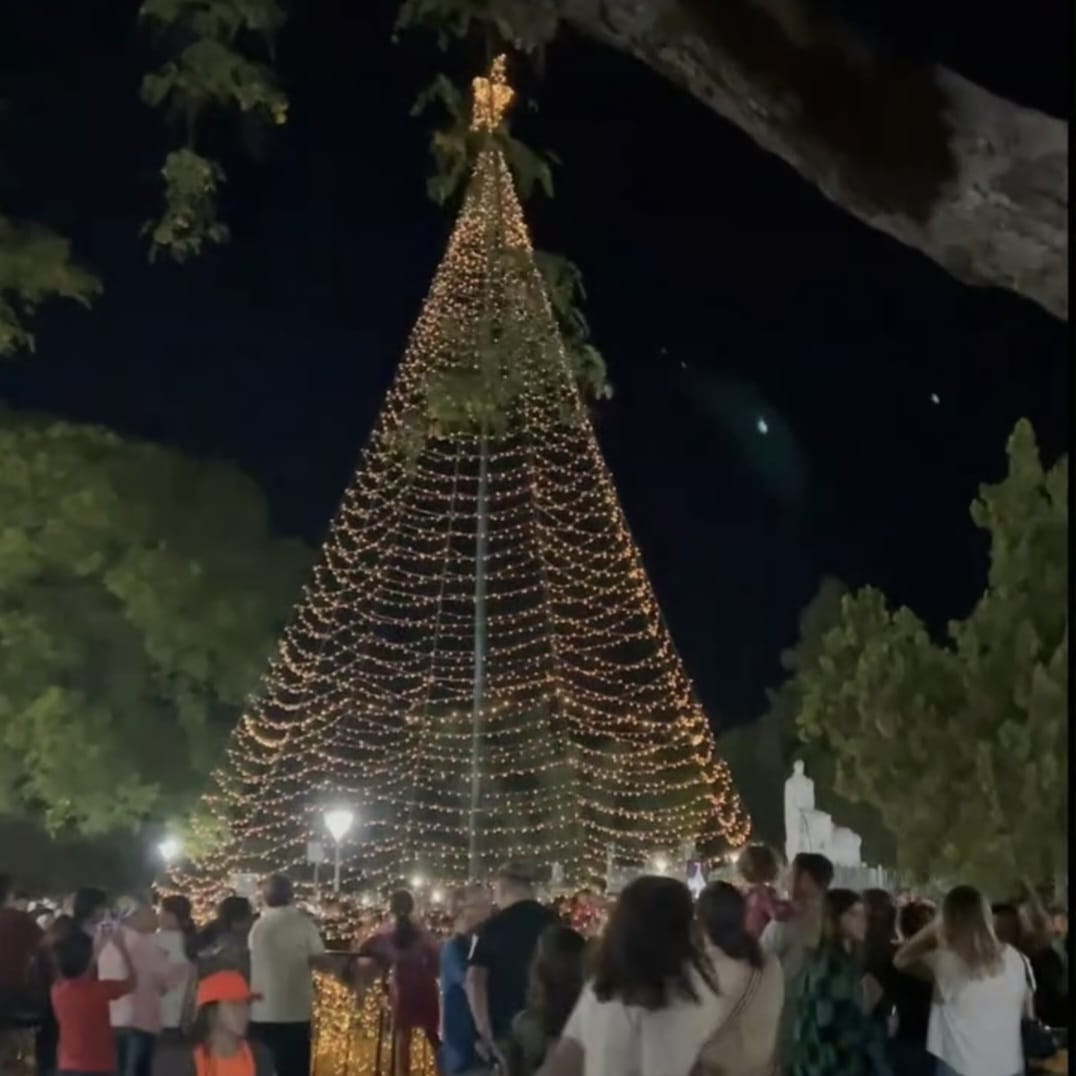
[114,1028,156,1076]
[887,1038,934,1076]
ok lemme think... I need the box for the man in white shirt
[249,874,327,1076]
[760,852,833,1075]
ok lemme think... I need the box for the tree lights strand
[176,56,749,907]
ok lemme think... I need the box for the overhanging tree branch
[557,0,1067,319]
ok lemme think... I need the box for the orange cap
[196,970,261,1007]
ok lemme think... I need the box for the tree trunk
[559,0,1067,320]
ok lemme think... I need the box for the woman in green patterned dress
[791,889,885,1076]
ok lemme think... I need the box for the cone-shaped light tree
[180,58,748,899]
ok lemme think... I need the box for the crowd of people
[0,851,1068,1076]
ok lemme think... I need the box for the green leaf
[139,0,288,261]
[0,408,310,834]
[790,422,1068,893]
[0,216,101,357]
[144,149,230,263]
[395,0,561,53]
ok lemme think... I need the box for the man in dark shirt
[466,862,558,1066]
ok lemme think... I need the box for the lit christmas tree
[182,58,748,899]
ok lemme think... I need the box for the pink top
[744,884,791,939]
[97,927,187,1033]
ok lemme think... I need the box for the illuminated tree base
[313,976,437,1076]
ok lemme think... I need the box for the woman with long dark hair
[790,888,880,1076]
[538,875,720,1076]
[1016,886,1069,1031]
[693,881,784,1076]
[156,895,197,1073]
[860,890,898,1039]
[886,902,935,1076]
[507,924,587,1075]
[357,889,440,1076]
[197,897,254,981]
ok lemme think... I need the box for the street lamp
[158,836,182,864]
[323,808,355,895]
[653,855,669,875]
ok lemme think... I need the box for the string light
[174,56,749,912]
[312,973,437,1076]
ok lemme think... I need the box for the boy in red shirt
[51,925,134,1076]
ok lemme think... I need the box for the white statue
[784,761,864,867]
[784,759,816,861]
[830,826,863,868]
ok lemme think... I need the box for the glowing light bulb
[158,836,182,863]
[324,808,355,843]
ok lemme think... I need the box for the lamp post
[158,836,182,865]
[324,808,355,895]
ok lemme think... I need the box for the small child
[51,925,134,1076]
[184,970,273,1076]
[738,844,792,939]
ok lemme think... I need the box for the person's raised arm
[1018,878,1052,947]
[893,919,938,982]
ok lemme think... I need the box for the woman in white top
[156,896,196,1032]
[538,875,721,1076]
[693,882,784,1076]
[893,884,1031,1076]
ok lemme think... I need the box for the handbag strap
[709,966,763,1045]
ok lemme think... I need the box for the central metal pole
[468,435,490,881]
[333,841,342,895]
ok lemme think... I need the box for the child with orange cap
[181,971,274,1076]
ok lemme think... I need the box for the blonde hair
[940,885,1003,977]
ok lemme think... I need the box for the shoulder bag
[691,966,763,1076]
[1020,955,1057,1062]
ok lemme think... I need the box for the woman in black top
[886,902,934,1076]
[506,925,586,1076]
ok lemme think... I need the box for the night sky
[0,0,1068,732]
